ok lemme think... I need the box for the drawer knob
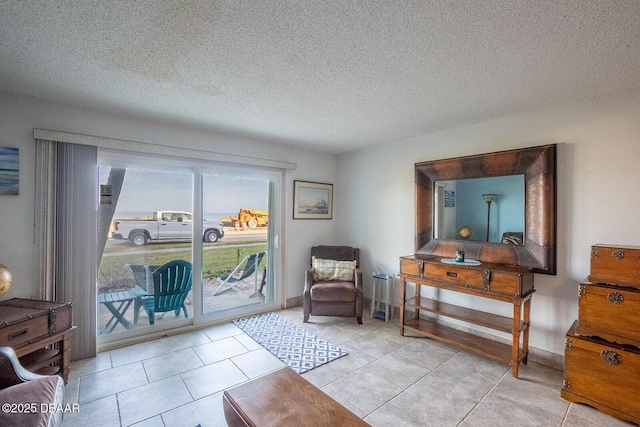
[600,350,621,365]
[608,292,624,304]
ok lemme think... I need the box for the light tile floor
[63,307,632,426]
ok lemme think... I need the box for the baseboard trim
[285,295,303,308]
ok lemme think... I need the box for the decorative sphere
[0,263,12,297]
[458,226,472,239]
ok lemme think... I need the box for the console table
[399,255,534,378]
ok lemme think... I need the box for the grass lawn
[98,243,268,293]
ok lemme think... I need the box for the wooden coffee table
[223,367,369,426]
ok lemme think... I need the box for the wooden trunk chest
[0,298,73,349]
[562,320,640,425]
[590,244,640,289]
[576,280,640,347]
[400,255,534,297]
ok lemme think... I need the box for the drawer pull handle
[483,269,492,291]
[612,250,624,260]
[446,271,457,278]
[8,328,28,340]
[600,350,621,365]
[608,292,624,304]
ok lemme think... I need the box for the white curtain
[36,140,97,361]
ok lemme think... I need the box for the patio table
[98,287,148,334]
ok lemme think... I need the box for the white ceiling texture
[1,1,640,154]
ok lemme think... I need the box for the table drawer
[489,264,534,297]
[400,256,426,278]
[422,260,533,297]
[0,307,51,348]
[423,261,486,290]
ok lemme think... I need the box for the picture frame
[293,180,333,219]
[0,146,19,195]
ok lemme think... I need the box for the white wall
[4,88,640,361]
[0,93,338,304]
[336,88,640,359]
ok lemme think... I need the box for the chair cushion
[0,375,64,427]
[310,282,357,302]
[312,257,356,281]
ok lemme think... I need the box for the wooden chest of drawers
[562,321,640,425]
[576,281,640,347]
[0,298,73,348]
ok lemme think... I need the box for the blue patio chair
[213,251,266,297]
[134,260,193,325]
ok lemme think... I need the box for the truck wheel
[247,219,258,228]
[204,230,219,243]
[130,232,147,246]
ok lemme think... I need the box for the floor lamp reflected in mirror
[482,194,497,242]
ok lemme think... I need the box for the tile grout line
[457,367,511,426]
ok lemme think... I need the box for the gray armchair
[303,245,363,324]
[0,346,65,427]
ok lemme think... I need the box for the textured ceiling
[1,1,640,154]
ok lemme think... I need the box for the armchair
[303,245,363,324]
[0,346,65,427]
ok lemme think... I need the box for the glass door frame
[97,150,284,349]
[191,165,283,326]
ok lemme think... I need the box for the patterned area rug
[233,312,348,374]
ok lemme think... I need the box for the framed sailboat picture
[293,180,333,219]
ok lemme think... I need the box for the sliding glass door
[200,172,270,316]
[96,151,281,346]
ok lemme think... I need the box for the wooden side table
[98,286,147,334]
[371,272,394,321]
[12,326,76,384]
[0,298,75,383]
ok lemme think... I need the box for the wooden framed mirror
[415,144,556,274]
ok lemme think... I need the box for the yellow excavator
[236,209,269,229]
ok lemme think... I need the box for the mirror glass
[414,144,556,275]
[434,175,525,244]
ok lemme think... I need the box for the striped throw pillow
[312,256,357,281]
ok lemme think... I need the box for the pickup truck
[110,211,225,245]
